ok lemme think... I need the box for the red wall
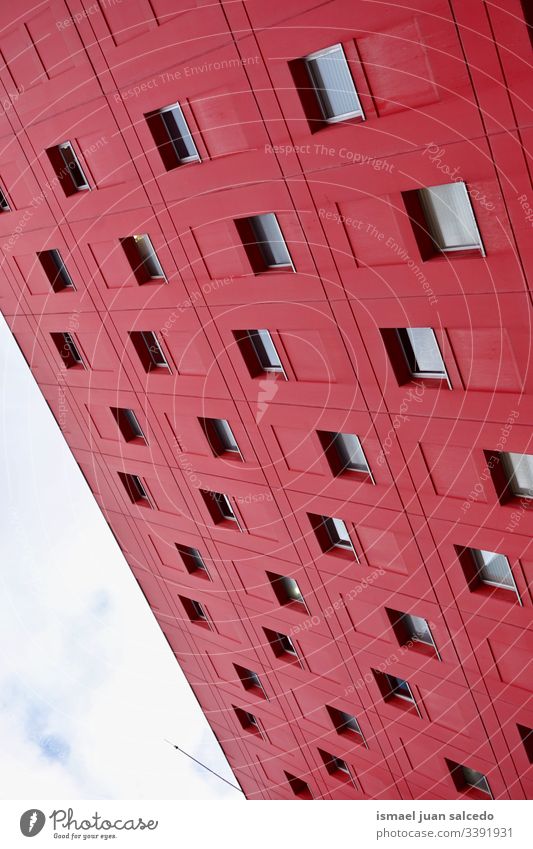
[0,0,532,799]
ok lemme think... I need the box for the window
[38,249,75,292]
[234,329,286,378]
[180,596,210,626]
[129,331,170,372]
[234,664,266,697]
[447,761,492,797]
[374,670,421,715]
[118,472,152,507]
[176,544,210,578]
[285,772,313,799]
[110,408,146,443]
[237,213,294,271]
[198,418,241,457]
[326,706,366,744]
[267,572,306,609]
[304,44,364,123]
[319,431,373,479]
[396,328,448,382]
[416,182,484,255]
[319,750,355,784]
[0,186,11,211]
[146,102,200,169]
[50,332,84,369]
[469,547,520,600]
[57,142,90,191]
[265,628,299,661]
[46,141,90,195]
[200,490,240,527]
[500,452,533,499]
[234,707,263,737]
[518,725,533,764]
[121,234,165,283]
[387,610,440,659]
[323,516,356,554]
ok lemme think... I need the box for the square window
[236,213,294,272]
[50,332,84,369]
[47,141,90,195]
[0,186,11,211]
[200,489,240,527]
[198,418,241,457]
[38,249,75,292]
[319,749,355,783]
[303,44,364,123]
[374,670,421,715]
[472,547,519,593]
[285,772,313,799]
[234,329,286,378]
[397,328,448,380]
[118,472,152,507]
[500,451,533,499]
[146,102,200,169]
[176,544,210,577]
[129,331,170,372]
[234,664,266,697]
[415,182,484,255]
[121,235,165,283]
[110,408,146,443]
[234,706,263,737]
[518,725,533,764]
[318,431,373,479]
[326,706,365,743]
[264,627,300,661]
[180,595,210,627]
[387,609,440,658]
[447,761,492,797]
[267,572,306,609]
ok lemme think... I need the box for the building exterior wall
[0,0,531,799]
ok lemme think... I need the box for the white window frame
[304,43,365,123]
[247,213,295,271]
[397,327,452,388]
[132,234,166,280]
[500,451,533,500]
[418,182,485,256]
[471,548,522,605]
[402,613,442,660]
[58,141,90,191]
[323,516,358,559]
[247,329,288,380]
[158,102,201,164]
[330,432,375,482]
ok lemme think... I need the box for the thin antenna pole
[164,739,244,794]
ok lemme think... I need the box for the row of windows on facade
[21,176,483,295]
[223,664,531,800]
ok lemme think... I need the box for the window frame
[158,102,201,165]
[58,141,91,192]
[417,181,485,257]
[304,43,365,124]
[130,234,166,281]
[247,329,287,378]
[246,213,295,271]
[500,451,533,500]
[323,516,358,558]
[0,186,11,211]
[396,327,452,388]
[471,547,522,604]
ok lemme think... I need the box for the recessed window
[310,514,357,558]
[38,249,75,292]
[236,213,294,272]
[110,408,146,443]
[397,328,448,381]
[518,724,533,763]
[47,141,90,195]
[265,627,300,661]
[0,186,11,211]
[200,489,240,527]
[198,418,241,458]
[285,772,313,799]
[180,596,210,627]
[129,331,170,373]
[318,431,373,479]
[118,472,152,507]
[121,234,165,283]
[374,670,420,715]
[326,706,366,744]
[146,102,200,169]
[234,706,263,737]
[500,452,533,499]
[415,182,484,255]
[319,749,356,784]
[50,332,84,369]
[462,546,521,603]
[387,609,440,658]
[234,329,286,379]
[447,761,492,797]
[234,664,266,697]
[304,44,364,123]
[176,544,210,578]
[267,572,306,609]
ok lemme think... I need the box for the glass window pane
[250,330,283,370]
[475,549,514,588]
[404,614,432,644]
[161,105,199,161]
[214,419,239,452]
[306,45,362,120]
[248,213,291,267]
[405,328,444,374]
[502,452,533,497]
[334,433,368,471]
[133,235,165,278]
[418,183,480,251]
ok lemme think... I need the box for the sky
[0,313,241,800]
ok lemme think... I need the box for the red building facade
[0,0,532,799]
